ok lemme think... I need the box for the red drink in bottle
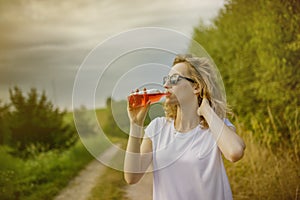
[128,88,167,108]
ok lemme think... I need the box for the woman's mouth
[165,91,172,97]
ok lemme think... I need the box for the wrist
[130,120,144,127]
[129,121,144,138]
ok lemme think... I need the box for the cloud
[0,0,224,109]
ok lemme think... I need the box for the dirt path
[54,146,119,200]
[125,173,153,200]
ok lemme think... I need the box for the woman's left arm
[198,98,246,162]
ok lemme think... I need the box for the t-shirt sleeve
[223,118,236,131]
[144,117,164,139]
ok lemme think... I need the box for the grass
[224,121,300,200]
[88,140,129,200]
[88,167,129,200]
[0,130,110,200]
[0,140,91,200]
[96,108,109,130]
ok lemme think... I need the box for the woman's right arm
[124,101,153,184]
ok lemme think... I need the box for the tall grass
[225,119,300,200]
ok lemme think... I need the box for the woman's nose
[164,82,170,89]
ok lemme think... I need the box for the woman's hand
[197,97,210,117]
[127,97,151,126]
[197,97,245,162]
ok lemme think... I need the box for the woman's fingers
[197,107,201,116]
[146,100,151,106]
[197,98,208,116]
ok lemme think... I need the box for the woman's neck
[175,101,200,133]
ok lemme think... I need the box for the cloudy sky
[0,0,225,110]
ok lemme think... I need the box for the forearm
[126,122,143,153]
[124,122,146,184]
[124,122,143,169]
[200,104,245,162]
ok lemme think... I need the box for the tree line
[191,0,299,151]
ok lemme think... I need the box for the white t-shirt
[145,117,234,200]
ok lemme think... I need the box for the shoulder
[151,116,167,124]
[144,117,168,137]
[146,117,167,129]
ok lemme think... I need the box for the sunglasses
[163,74,195,85]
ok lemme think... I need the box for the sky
[0,0,225,110]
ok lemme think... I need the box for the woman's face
[164,62,197,107]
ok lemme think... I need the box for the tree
[7,87,76,155]
[0,100,10,145]
[192,0,300,147]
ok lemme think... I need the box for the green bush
[0,101,10,145]
[1,87,77,157]
[0,146,23,200]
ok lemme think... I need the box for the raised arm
[124,100,153,184]
[198,98,246,162]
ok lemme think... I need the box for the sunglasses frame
[163,74,195,85]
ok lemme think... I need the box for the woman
[124,54,246,200]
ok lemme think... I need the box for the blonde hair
[164,54,231,128]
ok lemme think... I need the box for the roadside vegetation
[0,88,109,200]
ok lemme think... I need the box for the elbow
[227,151,244,163]
[125,178,138,185]
[226,143,246,163]
[124,173,140,185]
